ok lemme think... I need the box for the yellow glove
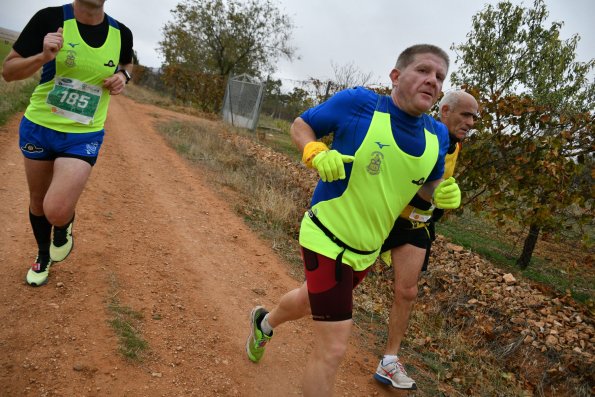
[302,141,329,167]
[433,177,461,209]
[312,150,354,182]
[302,141,354,182]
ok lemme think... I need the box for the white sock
[260,313,273,335]
[382,354,398,365]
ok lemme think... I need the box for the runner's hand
[42,27,63,63]
[433,177,461,209]
[103,73,127,95]
[312,150,354,182]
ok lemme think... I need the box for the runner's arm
[418,179,442,203]
[2,50,42,82]
[103,62,133,95]
[420,177,461,209]
[2,28,63,82]
[291,117,318,153]
[104,20,134,95]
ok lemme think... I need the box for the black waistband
[307,209,377,282]
[307,210,376,255]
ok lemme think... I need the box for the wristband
[302,142,329,168]
[116,68,131,84]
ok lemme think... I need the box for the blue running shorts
[19,116,105,166]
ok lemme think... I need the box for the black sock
[53,213,75,247]
[29,210,51,258]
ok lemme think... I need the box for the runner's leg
[24,158,53,216]
[24,158,54,256]
[385,243,425,354]
[42,157,92,227]
[267,282,311,327]
[303,319,352,397]
[23,158,56,285]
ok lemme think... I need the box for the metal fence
[221,73,264,131]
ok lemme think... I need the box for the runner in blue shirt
[245,44,462,396]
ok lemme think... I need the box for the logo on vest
[68,42,79,48]
[57,78,73,86]
[411,177,426,186]
[366,151,384,175]
[104,60,116,67]
[375,141,390,149]
[65,50,77,67]
[21,143,44,153]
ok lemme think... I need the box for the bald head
[439,90,479,141]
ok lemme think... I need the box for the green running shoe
[246,306,272,363]
[26,256,53,287]
[50,222,73,262]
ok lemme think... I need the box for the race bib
[46,77,102,125]
[408,207,434,222]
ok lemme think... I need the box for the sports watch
[116,68,131,84]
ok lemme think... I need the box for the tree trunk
[516,223,541,269]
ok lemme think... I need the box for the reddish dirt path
[0,96,405,397]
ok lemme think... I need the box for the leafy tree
[261,77,284,118]
[285,86,315,115]
[451,0,594,268]
[159,0,296,78]
[259,78,315,122]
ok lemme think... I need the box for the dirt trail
[0,96,402,397]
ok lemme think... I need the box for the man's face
[441,94,479,140]
[390,53,448,116]
[77,0,106,8]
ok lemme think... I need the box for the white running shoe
[374,356,417,390]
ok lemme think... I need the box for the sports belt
[401,204,434,222]
[307,209,377,281]
[395,216,430,230]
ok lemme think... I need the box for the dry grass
[352,267,525,396]
[122,83,175,108]
[408,295,529,396]
[107,273,148,361]
[439,212,594,306]
[156,119,306,270]
[123,83,219,121]
[354,262,592,396]
[0,77,37,126]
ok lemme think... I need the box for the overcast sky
[1,0,593,91]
